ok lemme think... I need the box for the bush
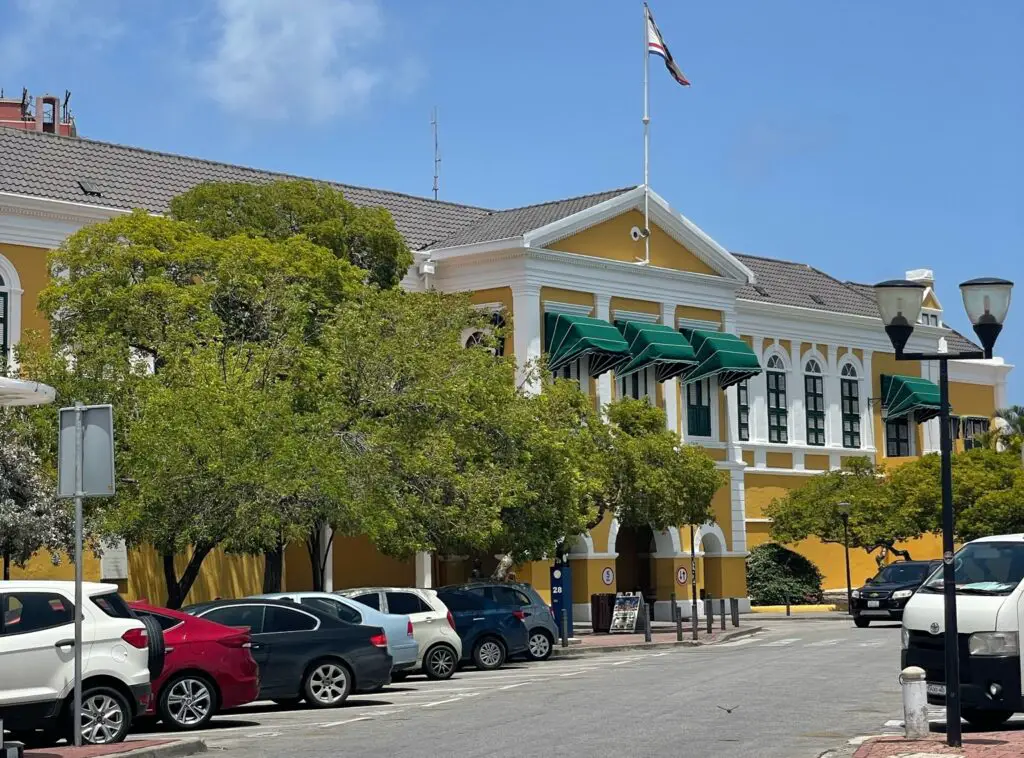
[746,543,824,606]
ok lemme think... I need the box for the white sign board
[100,540,129,581]
[57,405,115,498]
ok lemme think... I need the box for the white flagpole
[642,4,651,265]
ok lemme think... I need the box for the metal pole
[843,514,853,615]
[643,596,652,643]
[719,598,726,631]
[938,358,962,747]
[560,608,569,648]
[690,524,698,641]
[705,597,713,634]
[642,3,651,265]
[672,592,682,641]
[730,597,740,627]
[73,402,84,747]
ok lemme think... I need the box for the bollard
[643,596,652,643]
[730,597,740,627]
[786,597,792,616]
[719,598,726,631]
[560,608,569,648]
[901,666,930,740]
[674,596,683,642]
[705,597,713,634]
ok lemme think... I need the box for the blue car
[435,587,529,670]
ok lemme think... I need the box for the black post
[642,596,652,643]
[786,597,791,616]
[719,598,726,631]
[690,524,699,641]
[730,597,739,627]
[560,608,569,648]
[938,358,962,747]
[671,592,682,641]
[842,514,853,615]
[705,597,713,634]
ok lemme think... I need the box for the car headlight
[902,626,909,650]
[892,590,914,600]
[851,589,861,599]
[968,632,1019,657]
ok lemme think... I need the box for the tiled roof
[0,127,491,251]
[430,187,636,248]
[734,254,880,317]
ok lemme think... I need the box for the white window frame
[616,365,655,404]
[682,376,717,441]
[838,360,863,450]
[763,350,790,445]
[0,253,23,368]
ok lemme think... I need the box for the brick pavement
[22,739,170,758]
[853,731,1024,757]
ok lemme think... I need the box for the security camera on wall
[630,225,650,242]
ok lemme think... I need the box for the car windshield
[920,542,1024,595]
[868,563,933,585]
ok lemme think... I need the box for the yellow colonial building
[0,124,1011,616]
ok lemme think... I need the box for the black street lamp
[837,501,853,616]
[874,276,1013,747]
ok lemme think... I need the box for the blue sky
[2,0,1022,398]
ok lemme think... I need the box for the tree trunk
[162,544,214,609]
[263,538,285,593]
[305,521,333,592]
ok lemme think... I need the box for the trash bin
[591,593,616,633]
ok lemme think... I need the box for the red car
[130,601,260,730]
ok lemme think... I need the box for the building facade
[0,124,1011,613]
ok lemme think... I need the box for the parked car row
[850,559,942,627]
[0,579,561,747]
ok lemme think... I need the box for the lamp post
[874,276,1013,748]
[837,501,853,616]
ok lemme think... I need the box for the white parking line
[500,682,529,690]
[761,638,800,647]
[317,716,371,728]
[806,639,843,647]
[560,670,585,676]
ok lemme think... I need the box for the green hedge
[746,542,824,606]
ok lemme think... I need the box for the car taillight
[122,628,148,649]
[218,633,252,649]
[407,620,414,637]
[370,632,388,648]
[512,610,526,621]
[446,611,455,630]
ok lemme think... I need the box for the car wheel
[77,686,132,745]
[527,630,553,661]
[962,708,1013,729]
[853,617,870,628]
[473,637,506,671]
[303,659,352,708]
[159,673,217,730]
[423,644,458,680]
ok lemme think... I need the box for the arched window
[765,354,788,443]
[0,272,7,361]
[804,358,825,446]
[840,362,861,448]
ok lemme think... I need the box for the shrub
[746,542,824,606]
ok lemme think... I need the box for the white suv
[0,581,154,746]
[338,587,462,680]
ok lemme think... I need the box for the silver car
[338,587,463,680]
[257,591,419,675]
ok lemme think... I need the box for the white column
[320,523,334,592]
[826,345,841,448]
[750,336,767,444]
[414,551,433,588]
[722,311,741,461]
[595,294,613,416]
[661,301,679,436]
[789,341,806,446]
[729,468,747,553]
[512,285,542,395]
[862,350,875,450]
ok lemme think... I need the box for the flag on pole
[645,4,690,86]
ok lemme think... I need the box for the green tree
[746,543,824,606]
[170,180,412,289]
[766,457,929,561]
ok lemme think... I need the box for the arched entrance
[699,526,727,600]
[614,524,656,607]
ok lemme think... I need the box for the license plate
[867,600,880,608]
[927,683,946,697]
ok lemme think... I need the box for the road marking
[716,637,757,648]
[807,639,843,647]
[500,682,529,690]
[859,641,885,647]
[760,638,800,647]
[611,660,636,666]
[560,670,586,676]
[421,697,463,708]
[318,717,371,728]
[650,652,670,657]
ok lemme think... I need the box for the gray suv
[449,582,559,661]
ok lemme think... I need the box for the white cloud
[0,0,124,74]
[197,0,391,123]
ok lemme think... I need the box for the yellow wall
[805,454,830,471]
[570,557,617,603]
[541,287,594,310]
[872,352,924,463]
[948,381,995,419]
[746,472,815,519]
[676,305,723,325]
[514,560,553,604]
[710,486,733,551]
[550,211,719,276]
[7,549,101,582]
[127,544,264,606]
[0,242,50,335]
[766,451,793,469]
[794,533,944,591]
[609,296,660,316]
[331,535,415,589]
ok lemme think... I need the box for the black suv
[851,560,941,627]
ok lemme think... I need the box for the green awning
[680,329,762,389]
[545,312,631,377]
[881,374,943,421]
[614,320,697,381]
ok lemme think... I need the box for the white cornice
[612,309,659,324]
[544,301,593,317]
[677,317,721,332]
[948,357,1013,385]
[0,192,127,224]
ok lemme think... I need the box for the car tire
[72,685,132,745]
[302,658,352,708]
[526,630,553,661]
[853,617,870,628]
[423,644,458,680]
[962,708,1013,729]
[138,614,167,680]
[472,637,506,671]
[158,673,218,730]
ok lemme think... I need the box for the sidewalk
[552,620,759,656]
[852,730,1024,757]
[18,738,205,758]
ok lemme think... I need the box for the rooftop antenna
[431,106,440,200]
[62,90,72,123]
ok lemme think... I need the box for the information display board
[609,592,644,633]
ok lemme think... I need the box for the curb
[551,625,762,658]
[751,604,837,613]
[98,740,207,758]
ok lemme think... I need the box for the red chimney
[0,88,77,136]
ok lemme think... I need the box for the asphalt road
[136,617,908,758]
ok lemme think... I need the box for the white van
[902,534,1024,729]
